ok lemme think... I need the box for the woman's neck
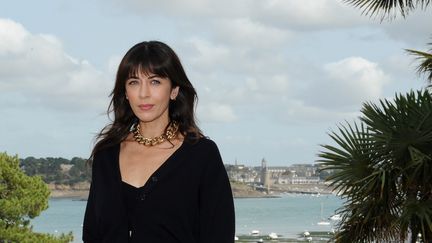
[138,120,170,138]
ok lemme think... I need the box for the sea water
[31,193,343,242]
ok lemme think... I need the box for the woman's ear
[170,86,179,100]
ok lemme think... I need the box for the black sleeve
[82,155,101,243]
[198,141,235,243]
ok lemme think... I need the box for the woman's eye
[151,79,161,85]
[127,80,138,85]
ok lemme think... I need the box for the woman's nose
[139,83,150,98]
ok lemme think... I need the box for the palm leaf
[343,0,431,20]
[406,44,432,84]
[318,90,432,242]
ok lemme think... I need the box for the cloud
[381,7,432,47]
[0,18,111,112]
[301,57,389,110]
[110,0,366,30]
[96,1,415,128]
[0,19,71,78]
[182,36,291,80]
[197,103,237,123]
[278,99,361,124]
[251,0,367,30]
[212,18,292,49]
[182,36,378,125]
[325,57,387,96]
[107,55,122,75]
[109,0,429,47]
[0,19,29,55]
[110,0,251,19]
[246,75,290,94]
[184,38,231,72]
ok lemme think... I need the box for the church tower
[261,158,269,186]
[261,158,270,192]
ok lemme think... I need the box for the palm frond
[343,0,431,20]
[406,45,432,84]
[318,89,432,242]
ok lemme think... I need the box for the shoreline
[50,190,89,200]
[49,189,335,200]
[48,181,335,199]
[49,190,283,200]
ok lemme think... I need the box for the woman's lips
[138,104,154,111]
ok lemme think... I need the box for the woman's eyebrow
[147,74,160,79]
[127,74,161,79]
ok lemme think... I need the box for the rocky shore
[48,182,89,199]
[48,182,334,200]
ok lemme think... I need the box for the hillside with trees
[19,156,91,186]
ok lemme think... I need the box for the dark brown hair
[90,41,202,161]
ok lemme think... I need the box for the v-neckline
[116,140,186,190]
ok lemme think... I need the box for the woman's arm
[198,141,235,243]
[82,156,101,243]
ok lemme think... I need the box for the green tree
[20,157,66,184]
[344,0,432,83]
[69,157,91,183]
[318,90,432,242]
[0,152,73,243]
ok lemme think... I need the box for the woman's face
[125,71,179,125]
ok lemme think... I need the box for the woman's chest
[119,143,182,188]
[100,156,204,215]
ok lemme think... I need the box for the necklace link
[132,121,179,146]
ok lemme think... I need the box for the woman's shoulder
[94,143,119,157]
[182,135,223,168]
[91,142,120,168]
[185,134,219,151]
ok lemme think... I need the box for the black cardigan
[82,137,235,243]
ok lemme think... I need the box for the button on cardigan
[83,137,235,243]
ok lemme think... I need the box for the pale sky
[0,0,430,166]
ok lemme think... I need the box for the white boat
[317,220,331,226]
[269,232,278,239]
[251,230,260,236]
[330,214,342,221]
[234,236,239,241]
[317,202,331,226]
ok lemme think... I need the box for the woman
[83,41,235,243]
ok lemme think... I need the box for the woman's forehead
[127,65,167,78]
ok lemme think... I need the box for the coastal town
[226,158,334,198]
[22,156,335,199]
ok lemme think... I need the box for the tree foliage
[20,156,90,185]
[318,90,432,243]
[343,0,431,20]
[406,42,432,84]
[0,152,73,243]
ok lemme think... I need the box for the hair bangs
[125,51,170,80]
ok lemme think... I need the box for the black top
[83,137,235,243]
[121,181,138,237]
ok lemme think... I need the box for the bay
[31,194,343,242]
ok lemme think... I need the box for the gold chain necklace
[132,121,179,146]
